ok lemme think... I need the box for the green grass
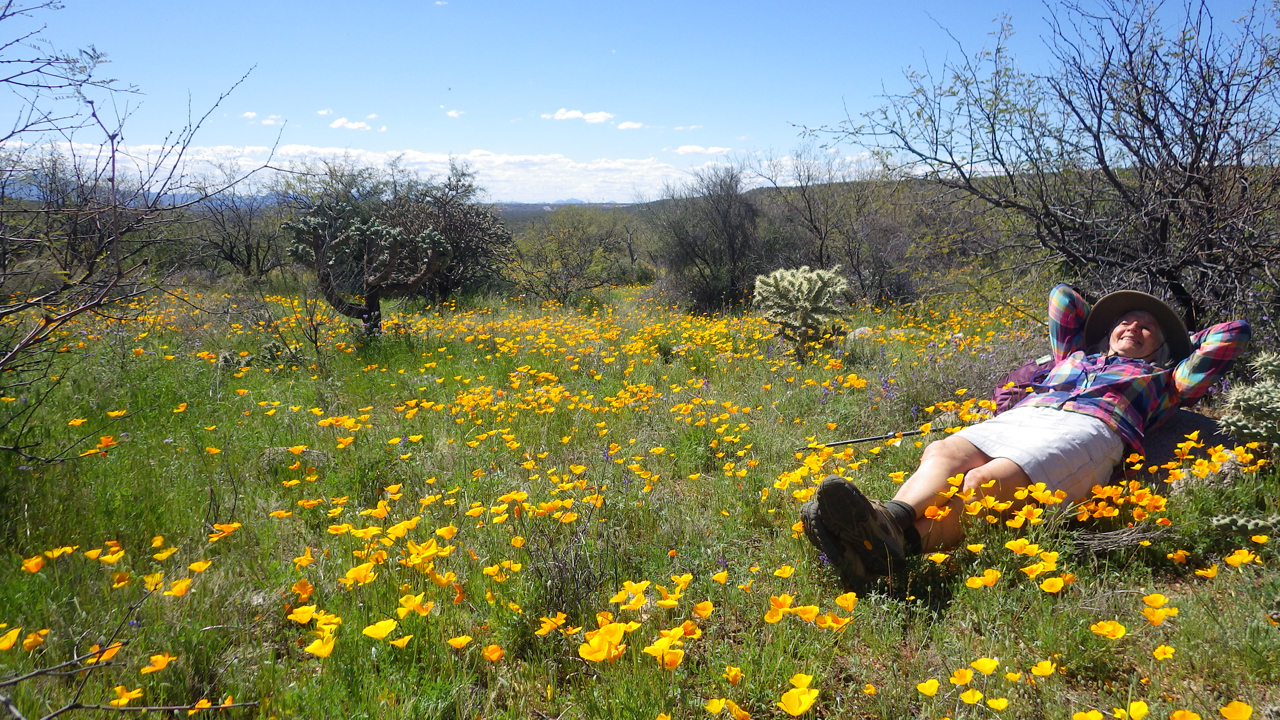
[0,284,1276,719]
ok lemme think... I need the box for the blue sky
[6,0,1261,201]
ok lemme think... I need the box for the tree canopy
[858,0,1280,328]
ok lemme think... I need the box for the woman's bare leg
[912,457,1031,552]
[888,435,1033,552]
[891,436,991,511]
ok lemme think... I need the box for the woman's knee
[962,458,1031,494]
[961,465,1001,493]
[921,436,985,466]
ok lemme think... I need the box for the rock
[932,411,961,428]
[1142,408,1238,469]
[258,447,331,472]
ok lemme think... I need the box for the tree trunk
[362,291,382,336]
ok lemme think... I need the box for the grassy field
[0,283,1276,720]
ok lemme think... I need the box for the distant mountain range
[494,199,623,206]
[493,200,635,224]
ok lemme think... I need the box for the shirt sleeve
[1049,284,1089,361]
[1172,320,1252,403]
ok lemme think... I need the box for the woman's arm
[1172,320,1252,404]
[1049,284,1089,361]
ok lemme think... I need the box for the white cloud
[446,110,464,118]
[435,1,446,4]
[241,112,257,119]
[675,145,730,155]
[674,125,702,131]
[540,108,614,123]
[379,125,387,132]
[317,109,333,116]
[329,117,372,131]
[617,121,643,130]
[34,140,746,202]
[100,143,711,202]
[366,114,378,119]
[261,115,283,126]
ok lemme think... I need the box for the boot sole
[800,500,871,593]
[816,477,905,578]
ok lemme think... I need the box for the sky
[3,0,1263,202]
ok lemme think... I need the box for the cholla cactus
[754,266,847,363]
[1219,351,1280,443]
[285,202,450,336]
[1210,514,1280,534]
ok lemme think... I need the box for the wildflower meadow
[1,282,1276,719]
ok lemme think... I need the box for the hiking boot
[800,498,872,593]
[799,499,826,553]
[816,476,906,578]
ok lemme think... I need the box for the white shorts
[954,406,1124,500]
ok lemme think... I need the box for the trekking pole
[796,429,923,453]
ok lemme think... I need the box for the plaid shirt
[1016,284,1251,451]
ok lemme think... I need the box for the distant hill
[489,178,915,227]
[493,201,637,226]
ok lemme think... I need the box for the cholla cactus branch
[754,266,847,364]
[1209,514,1280,534]
[1220,351,1280,443]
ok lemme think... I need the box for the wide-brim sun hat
[1083,290,1191,363]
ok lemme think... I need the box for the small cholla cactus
[753,266,847,364]
[1220,351,1280,443]
[260,340,288,361]
[1209,514,1280,534]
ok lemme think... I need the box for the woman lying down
[801,284,1251,592]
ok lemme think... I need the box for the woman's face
[1108,310,1164,359]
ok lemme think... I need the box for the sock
[883,500,917,531]
[903,526,922,555]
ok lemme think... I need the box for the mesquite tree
[0,2,255,459]
[754,265,847,364]
[407,161,514,300]
[648,165,765,310]
[285,202,450,336]
[192,167,288,278]
[858,0,1280,328]
[513,206,631,303]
